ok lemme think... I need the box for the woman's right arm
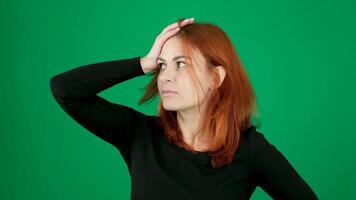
[49,17,194,165]
[49,56,147,163]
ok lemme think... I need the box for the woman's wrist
[140,56,156,74]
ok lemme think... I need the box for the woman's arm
[49,56,147,165]
[247,129,319,199]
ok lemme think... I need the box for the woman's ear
[212,65,226,88]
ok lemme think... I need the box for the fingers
[152,18,195,58]
[154,27,179,49]
[162,22,180,33]
[161,18,195,35]
[156,18,194,41]
[178,18,195,27]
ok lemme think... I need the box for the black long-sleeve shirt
[49,56,318,200]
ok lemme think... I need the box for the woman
[50,18,318,199]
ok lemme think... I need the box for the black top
[49,56,318,200]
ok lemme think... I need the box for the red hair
[138,18,260,168]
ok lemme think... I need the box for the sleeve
[248,130,319,200]
[49,56,147,165]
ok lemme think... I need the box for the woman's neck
[176,107,210,151]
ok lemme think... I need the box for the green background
[1,0,355,199]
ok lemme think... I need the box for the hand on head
[140,18,195,74]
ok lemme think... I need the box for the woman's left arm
[248,130,319,200]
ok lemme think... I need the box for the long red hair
[138,18,260,168]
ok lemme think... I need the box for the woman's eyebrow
[157,56,191,62]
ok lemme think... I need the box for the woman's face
[157,36,213,113]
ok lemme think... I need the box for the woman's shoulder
[242,126,270,146]
[239,125,274,157]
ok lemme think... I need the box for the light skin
[140,18,226,151]
[156,36,226,151]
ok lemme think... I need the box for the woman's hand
[140,18,195,74]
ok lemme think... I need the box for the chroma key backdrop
[1,0,355,199]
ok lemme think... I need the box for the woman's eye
[157,63,166,70]
[158,61,185,70]
[157,63,169,70]
[177,61,186,69]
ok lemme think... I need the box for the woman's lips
[162,91,178,96]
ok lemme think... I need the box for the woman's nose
[159,67,176,82]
